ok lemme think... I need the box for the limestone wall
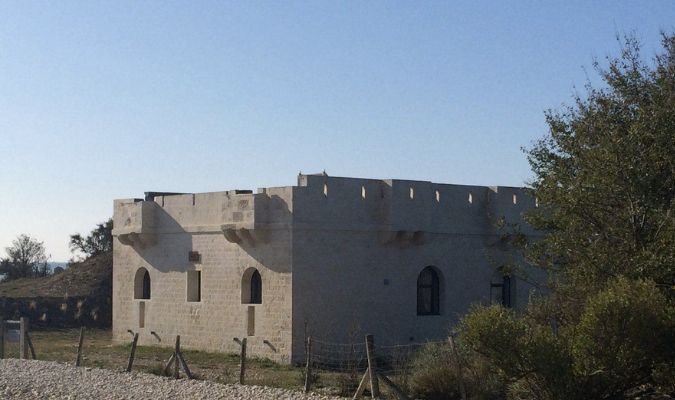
[290,175,540,362]
[113,174,541,364]
[112,188,294,363]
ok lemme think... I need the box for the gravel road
[0,359,344,400]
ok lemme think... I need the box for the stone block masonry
[112,173,541,363]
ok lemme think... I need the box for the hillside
[0,253,112,327]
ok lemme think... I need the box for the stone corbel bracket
[379,230,427,246]
[117,232,157,249]
[221,225,270,247]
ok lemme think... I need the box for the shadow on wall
[123,194,293,274]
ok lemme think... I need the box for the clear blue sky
[1,1,673,261]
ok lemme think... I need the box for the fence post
[365,334,380,398]
[0,320,4,359]
[177,351,194,379]
[75,327,85,366]
[19,317,28,360]
[448,336,467,400]
[174,335,180,379]
[126,333,139,372]
[239,338,247,384]
[304,336,313,392]
[25,330,36,360]
[163,353,176,376]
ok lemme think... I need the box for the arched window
[250,270,262,304]
[417,266,440,315]
[134,267,151,300]
[242,268,262,304]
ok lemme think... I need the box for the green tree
[526,33,675,306]
[450,34,675,400]
[69,218,113,260]
[0,234,50,281]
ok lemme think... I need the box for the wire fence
[305,336,454,398]
[0,321,460,399]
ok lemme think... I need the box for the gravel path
[0,359,344,400]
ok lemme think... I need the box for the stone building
[112,173,540,363]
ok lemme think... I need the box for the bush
[460,305,577,400]
[454,279,675,399]
[409,342,462,400]
[409,341,505,400]
[573,278,675,398]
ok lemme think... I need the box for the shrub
[572,278,675,398]
[455,279,675,399]
[409,341,505,400]
[460,305,578,400]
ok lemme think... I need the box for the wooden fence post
[0,320,4,359]
[448,336,467,400]
[174,335,180,379]
[365,334,380,399]
[352,368,370,400]
[163,353,176,376]
[19,317,28,360]
[304,336,313,392]
[177,351,194,379]
[75,327,85,366]
[377,373,411,400]
[25,331,36,360]
[126,333,139,372]
[239,338,247,384]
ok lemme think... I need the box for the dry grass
[0,254,111,299]
[2,328,304,390]
[2,328,414,397]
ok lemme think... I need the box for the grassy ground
[3,329,299,387]
[1,328,360,397]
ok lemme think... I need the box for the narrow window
[512,194,517,205]
[409,187,415,199]
[361,186,366,199]
[468,192,473,204]
[323,183,328,197]
[134,268,151,300]
[535,197,539,208]
[502,275,512,307]
[242,268,262,304]
[250,270,262,304]
[435,190,440,203]
[417,266,440,315]
[247,305,255,336]
[138,302,145,328]
[187,270,201,302]
[490,274,512,308]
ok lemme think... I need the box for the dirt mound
[0,253,112,327]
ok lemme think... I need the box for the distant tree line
[0,234,50,281]
[0,218,113,282]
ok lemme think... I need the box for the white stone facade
[112,174,540,363]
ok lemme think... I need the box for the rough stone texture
[0,359,342,399]
[113,174,542,364]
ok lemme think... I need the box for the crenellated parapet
[113,174,536,249]
[294,174,537,239]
